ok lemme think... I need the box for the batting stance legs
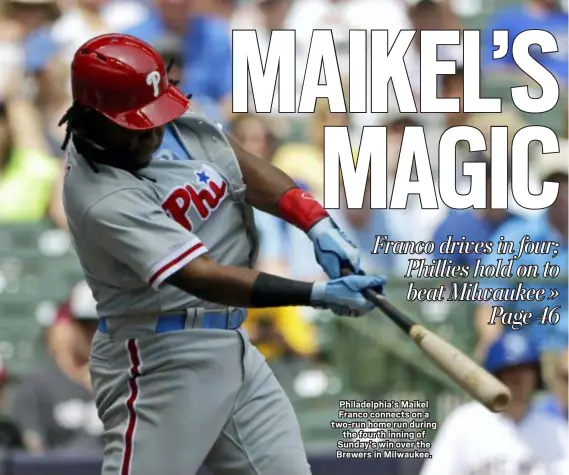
[90,316,311,475]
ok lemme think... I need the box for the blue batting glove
[310,274,387,317]
[308,217,363,279]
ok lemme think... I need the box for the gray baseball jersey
[63,111,258,317]
[64,110,311,475]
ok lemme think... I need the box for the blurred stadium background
[0,0,567,474]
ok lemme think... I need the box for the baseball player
[60,33,386,475]
[420,333,569,475]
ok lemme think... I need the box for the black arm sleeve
[249,272,314,308]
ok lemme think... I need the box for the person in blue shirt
[433,152,520,268]
[123,0,232,123]
[474,142,568,358]
[225,114,290,277]
[122,0,190,45]
[483,0,568,85]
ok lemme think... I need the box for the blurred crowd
[0,0,567,471]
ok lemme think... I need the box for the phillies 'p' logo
[162,170,228,231]
[146,71,161,98]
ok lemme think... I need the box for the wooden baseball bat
[344,271,512,412]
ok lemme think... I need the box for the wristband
[277,187,328,233]
[250,272,313,308]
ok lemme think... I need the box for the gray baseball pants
[89,311,312,475]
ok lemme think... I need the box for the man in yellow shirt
[244,306,318,361]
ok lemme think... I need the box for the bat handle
[341,267,414,333]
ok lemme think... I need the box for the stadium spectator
[432,152,520,267]
[46,282,93,382]
[181,2,233,121]
[22,0,148,152]
[382,108,446,240]
[362,108,446,274]
[21,13,66,158]
[435,65,532,200]
[1,0,57,101]
[4,0,59,36]
[13,280,102,454]
[122,0,193,51]
[467,110,542,217]
[0,7,23,102]
[286,0,418,135]
[1,2,64,155]
[474,140,568,359]
[229,113,279,162]
[26,48,70,157]
[244,307,318,362]
[406,0,462,106]
[421,333,569,475]
[406,0,463,45]
[483,0,568,85]
[535,347,568,421]
[328,172,383,273]
[273,96,349,200]
[466,109,527,160]
[231,0,293,115]
[439,54,466,130]
[0,67,64,225]
[229,114,289,276]
[154,34,184,85]
[124,0,232,122]
[0,358,24,449]
[24,0,147,67]
[428,55,474,191]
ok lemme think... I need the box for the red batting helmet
[71,33,189,130]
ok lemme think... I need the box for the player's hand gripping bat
[342,269,512,413]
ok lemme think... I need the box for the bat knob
[489,388,512,413]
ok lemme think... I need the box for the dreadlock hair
[59,101,90,151]
[58,101,103,174]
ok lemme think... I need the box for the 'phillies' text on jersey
[162,168,228,231]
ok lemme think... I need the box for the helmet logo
[146,71,161,98]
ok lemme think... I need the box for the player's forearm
[228,133,330,233]
[167,255,314,308]
[226,132,297,215]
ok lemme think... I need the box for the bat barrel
[409,325,512,413]
[344,269,512,412]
